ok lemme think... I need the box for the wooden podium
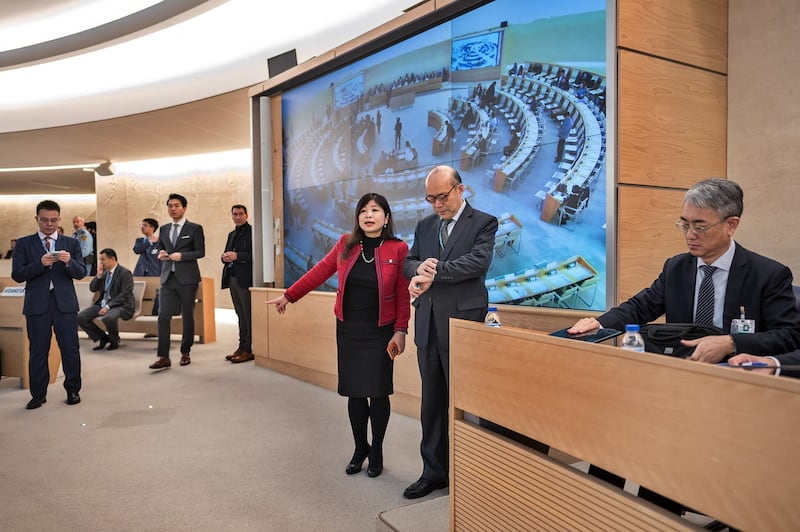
[449,319,800,530]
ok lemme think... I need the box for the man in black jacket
[222,205,253,363]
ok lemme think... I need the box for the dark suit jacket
[403,201,498,348]
[221,222,253,289]
[157,220,205,285]
[775,350,800,378]
[599,243,800,357]
[11,233,86,315]
[89,264,135,318]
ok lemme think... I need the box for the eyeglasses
[674,217,728,235]
[425,183,458,204]
[37,217,60,224]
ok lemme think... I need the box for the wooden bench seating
[74,276,216,343]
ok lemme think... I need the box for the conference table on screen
[486,255,596,305]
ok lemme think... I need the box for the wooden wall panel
[452,421,690,530]
[618,50,727,189]
[616,186,687,304]
[252,288,422,418]
[618,0,728,73]
[727,0,800,276]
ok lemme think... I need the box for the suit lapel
[440,203,472,260]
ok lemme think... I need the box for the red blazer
[285,235,410,332]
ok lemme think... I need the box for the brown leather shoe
[180,353,191,366]
[225,347,243,361]
[149,357,171,369]
[230,350,254,363]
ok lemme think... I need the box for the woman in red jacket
[267,192,410,478]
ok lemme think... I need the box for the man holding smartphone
[12,200,86,409]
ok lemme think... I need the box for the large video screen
[280,0,608,310]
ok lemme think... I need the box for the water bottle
[620,324,645,352]
[484,306,501,327]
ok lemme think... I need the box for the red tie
[44,237,51,251]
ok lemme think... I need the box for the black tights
[348,396,390,467]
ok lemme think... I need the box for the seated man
[78,248,135,351]
[569,178,800,363]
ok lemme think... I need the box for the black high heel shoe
[367,448,383,478]
[345,446,370,475]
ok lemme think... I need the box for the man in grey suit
[402,165,497,499]
[149,193,205,369]
[78,248,135,351]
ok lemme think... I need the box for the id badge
[730,318,755,334]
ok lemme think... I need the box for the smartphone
[50,251,60,256]
[387,341,400,360]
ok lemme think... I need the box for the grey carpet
[0,311,447,531]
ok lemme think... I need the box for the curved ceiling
[0,0,409,194]
[0,0,406,133]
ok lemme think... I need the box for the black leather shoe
[66,392,81,405]
[403,477,448,499]
[92,336,110,351]
[345,447,370,475]
[367,465,383,478]
[106,341,119,351]
[26,397,47,409]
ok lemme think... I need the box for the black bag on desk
[639,323,727,358]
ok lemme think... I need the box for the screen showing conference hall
[280,0,607,310]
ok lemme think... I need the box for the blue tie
[102,272,113,307]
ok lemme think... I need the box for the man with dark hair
[12,199,86,409]
[402,165,497,499]
[133,218,161,277]
[222,204,254,363]
[149,193,205,369]
[133,217,162,320]
[78,248,135,351]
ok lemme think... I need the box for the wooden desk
[450,319,800,530]
[0,279,61,389]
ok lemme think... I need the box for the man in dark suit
[149,193,205,369]
[221,204,253,363]
[402,165,497,499]
[12,199,86,409]
[78,248,135,351]
[569,178,800,362]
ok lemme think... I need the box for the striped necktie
[695,265,717,325]
[440,218,452,248]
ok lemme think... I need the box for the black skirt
[335,319,394,397]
